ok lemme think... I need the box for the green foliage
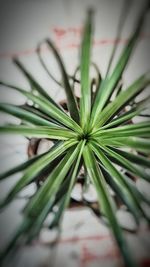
[0,3,150,267]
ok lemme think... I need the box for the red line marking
[0,33,149,59]
[58,227,149,245]
[59,234,110,244]
[80,243,120,267]
[52,26,83,35]
[30,230,150,266]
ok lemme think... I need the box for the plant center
[78,132,90,143]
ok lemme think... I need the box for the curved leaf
[13,58,60,109]
[44,39,80,123]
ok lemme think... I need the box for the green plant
[0,4,150,267]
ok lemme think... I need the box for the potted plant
[0,3,150,267]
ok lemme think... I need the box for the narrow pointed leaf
[110,147,150,168]
[90,142,143,219]
[49,140,86,229]
[98,144,150,182]
[25,198,56,243]
[105,0,131,77]
[42,39,80,123]
[0,81,82,133]
[123,174,150,206]
[99,164,139,222]
[0,125,77,140]
[91,3,149,126]
[22,104,63,126]
[101,164,150,212]
[102,96,150,129]
[0,218,31,263]
[101,137,150,154]
[83,145,136,267]
[93,121,150,139]
[92,72,150,129]
[24,142,82,216]
[0,103,58,127]
[37,44,62,87]
[13,58,60,109]
[101,109,139,129]
[91,63,102,104]
[80,9,93,130]
[0,140,77,208]
[0,153,44,181]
